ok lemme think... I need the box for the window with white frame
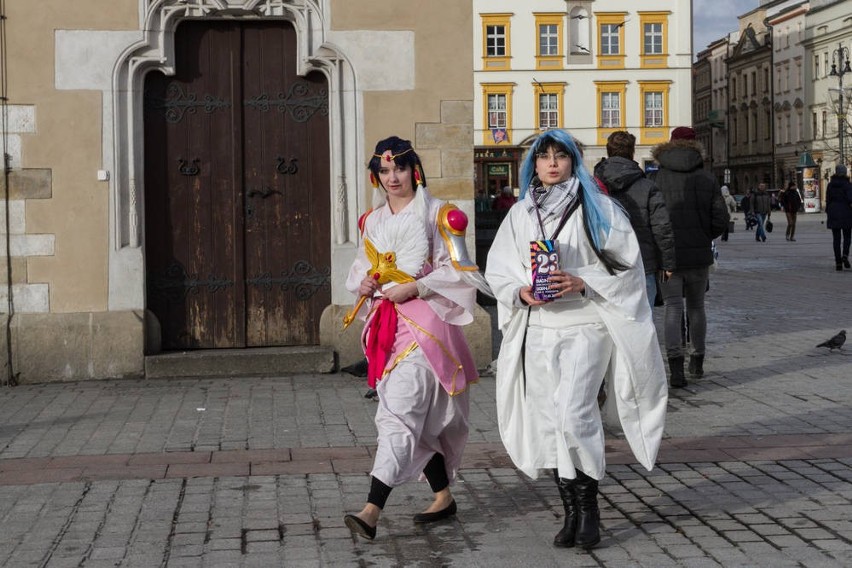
[488,94,507,128]
[539,93,558,129]
[539,24,558,56]
[644,23,663,54]
[601,92,620,127]
[601,24,620,55]
[486,25,506,57]
[644,92,663,127]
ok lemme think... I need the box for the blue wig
[519,129,619,255]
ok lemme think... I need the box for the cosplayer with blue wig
[519,129,628,275]
[485,128,668,550]
[342,136,485,541]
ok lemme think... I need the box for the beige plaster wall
[2,1,482,382]
[332,0,474,202]
[6,0,138,312]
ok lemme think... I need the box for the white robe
[485,196,668,480]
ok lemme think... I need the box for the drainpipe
[0,0,16,386]
[764,16,776,188]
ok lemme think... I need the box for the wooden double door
[144,21,331,350]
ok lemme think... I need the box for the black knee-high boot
[552,470,577,548]
[574,471,600,549]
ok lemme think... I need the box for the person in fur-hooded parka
[650,127,729,387]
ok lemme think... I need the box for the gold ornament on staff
[342,238,415,330]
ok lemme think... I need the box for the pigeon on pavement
[816,330,846,351]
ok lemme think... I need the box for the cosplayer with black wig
[485,128,668,551]
[343,135,482,541]
[368,136,427,192]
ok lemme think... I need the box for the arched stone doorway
[108,1,362,351]
[144,20,331,349]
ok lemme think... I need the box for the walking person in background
[486,129,667,550]
[651,126,729,387]
[342,136,482,540]
[594,130,676,308]
[741,189,756,231]
[825,165,852,271]
[782,181,803,241]
[751,183,772,243]
[720,185,736,241]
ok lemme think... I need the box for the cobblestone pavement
[1,214,851,567]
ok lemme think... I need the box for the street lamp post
[829,43,852,168]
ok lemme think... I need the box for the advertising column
[796,151,821,213]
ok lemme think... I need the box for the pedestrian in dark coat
[651,126,729,387]
[782,182,803,241]
[595,130,676,309]
[751,184,772,242]
[741,190,756,230]
[825,165,852,271]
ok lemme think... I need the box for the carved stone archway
[108,0,361,311]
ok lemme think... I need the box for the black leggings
[832,227,851,261]
[367,453,449,509]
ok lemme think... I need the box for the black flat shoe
[344,514,376,540]
[413,500,457,523]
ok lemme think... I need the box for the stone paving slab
[0,214,850,566]
[0,459,849,567]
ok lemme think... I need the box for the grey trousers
[661,266,710,358]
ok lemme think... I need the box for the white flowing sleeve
[344,212,378,322]
[485,206,533,331]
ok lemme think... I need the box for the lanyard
[532,188,581,241]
